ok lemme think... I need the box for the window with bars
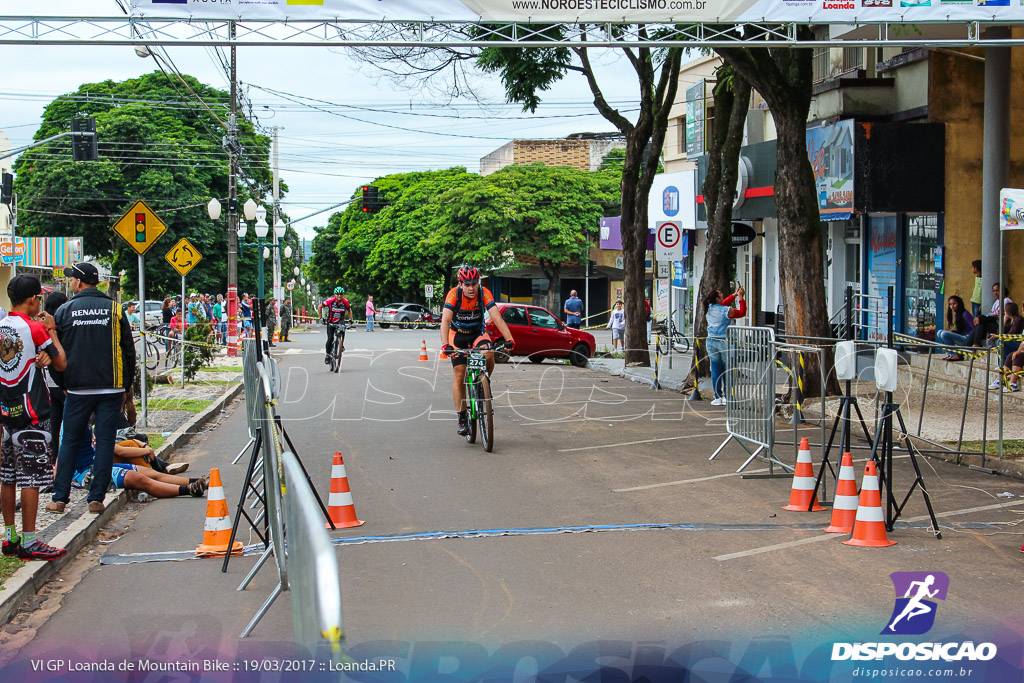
[812,28,830,82]
[842,47,864,72]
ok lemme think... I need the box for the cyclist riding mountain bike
[440,267,515,436]
[318,287,353,365]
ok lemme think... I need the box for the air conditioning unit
[874,348,899,392]
[834,341,857,381]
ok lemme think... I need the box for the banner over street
[131,0,1024,25]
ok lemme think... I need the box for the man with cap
[0,274,68,561]
[46,263,136,515]
[265,298,279,348]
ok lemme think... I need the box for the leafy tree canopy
[13,71,290,297]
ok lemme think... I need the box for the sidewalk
[588,351,711,394]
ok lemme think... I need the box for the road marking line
[558,432,727,453]
[614,467,772,492]
[713,499,1024,561]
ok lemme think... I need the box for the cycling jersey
[321,296,351,324]
[443,286,496,334]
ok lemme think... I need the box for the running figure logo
[882,571,950,635]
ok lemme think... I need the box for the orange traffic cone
[196,468,244,557]
[273,328,280,342]
[843,460,897,547]
[824,452,860,533]
[418,340,429,362]
[782,438,825,511]
[325,452,364,529]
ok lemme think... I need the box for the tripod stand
[810,376,874,505]
[870,286,941,539]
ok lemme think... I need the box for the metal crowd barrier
[282,449,345,662]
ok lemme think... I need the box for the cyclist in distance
[318,287,353,364]
[440,267,515,436]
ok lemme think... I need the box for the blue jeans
[366,315,374,332]
[706,337,728,399]
[219,321,227,344]
[51,392,124,504]
[935,329,969,355]
[972,302,981,318]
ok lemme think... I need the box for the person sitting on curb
[72,423,208,499]
[987,302,1024,391]
[935,295,974,361]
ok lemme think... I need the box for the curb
[0,379,244,626]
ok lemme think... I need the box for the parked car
[378,302,433,328]
[126,299,165,326]
[483,302,595,367]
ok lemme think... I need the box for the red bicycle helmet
[457,266,480,283]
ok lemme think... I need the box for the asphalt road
[5,327,1024,675]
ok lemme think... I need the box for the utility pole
[226,21,240,357]
[272,126,282,302]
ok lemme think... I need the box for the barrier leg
[240,582,284,639]
[232,436,257,465]
[238,544,275,592]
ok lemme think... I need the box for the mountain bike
[324,321,353,373]
[657,318,691,355]
[449,341,509,453]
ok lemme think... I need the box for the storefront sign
[655,279,670,317]
[731,223,757,247]
[1000,188,1024,230]
[685,81,707,158]
[0,237,25,265]
[807,120,855,221]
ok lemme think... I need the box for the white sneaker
[989,380,1002,390]
[710,397,726,406]
[1005,384,1018,393]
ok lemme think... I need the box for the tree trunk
[620,136,650,366]
[717,43,839,396]
[685,68,751,393]
[540,261,560,312]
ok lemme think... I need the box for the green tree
[13,72,276,298]
[717,40,838,395]
[439,164,620,310]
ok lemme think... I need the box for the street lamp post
[238,200,293,301]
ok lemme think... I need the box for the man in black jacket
[46,263,136,515]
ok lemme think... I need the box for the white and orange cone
[418,340,429,362]
[272,328,280,343]
[782,437,826,512]
[196,468,244,556]
[325,452,364,529]
[824,452,860,533]
[843,460,897,547]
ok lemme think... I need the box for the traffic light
[71,118,99,162]
[0,173,12,206]
[361,185,380,213]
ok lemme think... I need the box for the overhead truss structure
[0,16,1021,48]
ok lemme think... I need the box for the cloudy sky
[0,0,645,241]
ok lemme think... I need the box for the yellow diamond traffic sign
[113,200,167,255]
[165,238,203,277]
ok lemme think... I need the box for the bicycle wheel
[658,334,671,355]
[144,340,160,372]
[466,379,478,444]
[330,336,340,373]
[673,336,691,354]
[476,375,494,453]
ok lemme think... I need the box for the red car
[484,302,595,367]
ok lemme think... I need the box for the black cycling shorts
[449,330,491,368]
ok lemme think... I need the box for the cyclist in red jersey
[440,267,515,436]
[318,286,353,364]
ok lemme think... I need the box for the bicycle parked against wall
[657,318,691,355]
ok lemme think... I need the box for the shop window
[906,215,939,336]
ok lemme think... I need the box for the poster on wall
[655,279,670,318]
[685,81,706,159]
[866,215,900,342]
[806,120,854,221]
[130,0,1024,25]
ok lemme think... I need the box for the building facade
[480,135,624,176]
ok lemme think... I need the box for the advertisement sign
[807,120,855,221]
[685,81,707,158]
[0,237,25,265]
[866,215,900,342]
[655,278,669,317]
[649,171,697,234]
[999,187,1024,230]
[131,0,1024,25]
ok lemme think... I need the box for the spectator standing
[211,295,224,345]
[563,290,583,329]
[265,298,278,347]
[645,297,652,344]
[161,297,174,326]
[936,295,975,361]
[0,275,68,561]
[365,296,377,332]
[47,263,135,515]
[970,260,983,318]
[240,294,252,338]
[218,294,228,344]
[607,300,625,352]
[43,291,68,452]
[125,301,141,330]
[280,298,293,342]
[704,285,747,407]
